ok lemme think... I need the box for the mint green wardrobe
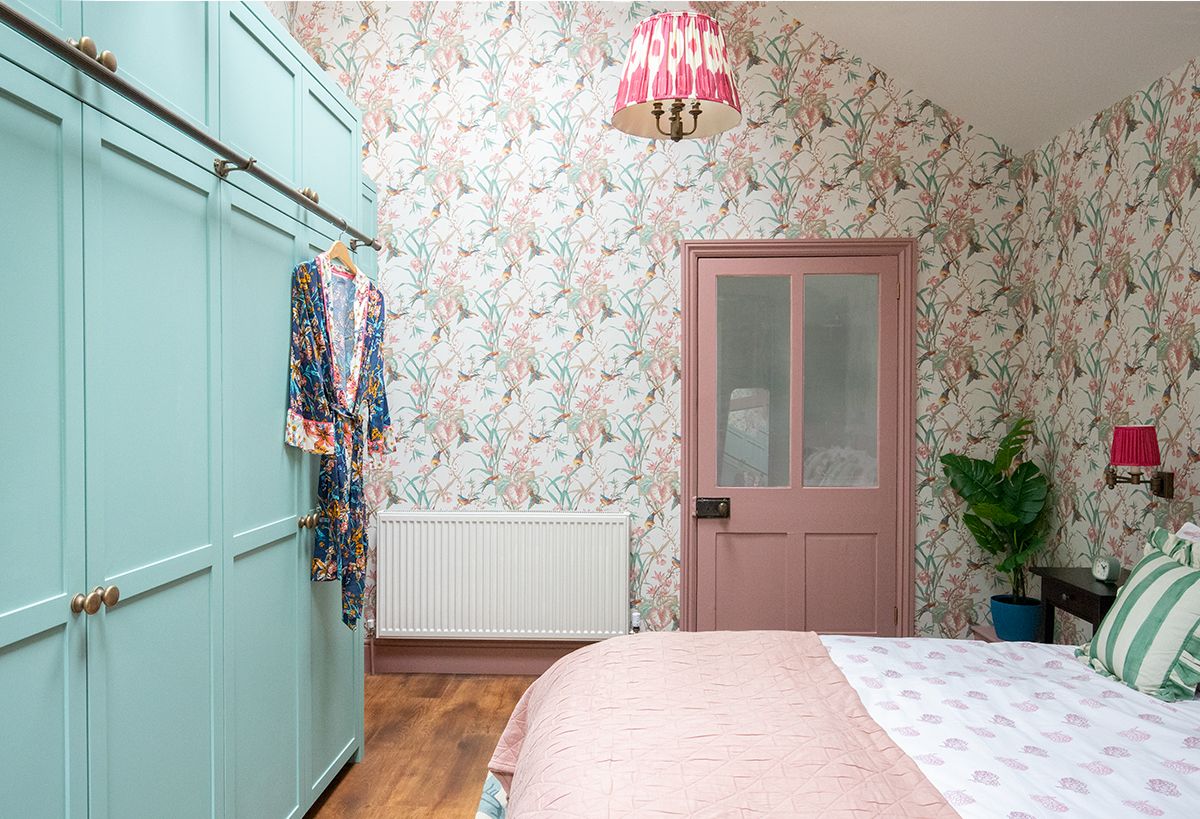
[0,3,369,817]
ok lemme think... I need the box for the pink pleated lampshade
[1110,425,1161,467]
[612,11,741,140]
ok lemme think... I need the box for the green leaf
[971,502,1020,526]
[994,417,1033,473]
[998,548,1039,573]
[1000,461,1049,525]
[1011,522,1047,555]
[940,416,1050,596]
[962,513,1004,555]
[940,454,1001,503]
[996,554,1021,573]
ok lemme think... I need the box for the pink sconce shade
[1110,425,1161,468]
[612,11,741,140]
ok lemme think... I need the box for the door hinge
[896,278,901,300]
[893,606,899,626]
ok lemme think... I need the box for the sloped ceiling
[788,1,1200,152]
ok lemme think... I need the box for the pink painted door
[694,254,900,634]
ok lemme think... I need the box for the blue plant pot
[991,594,1042,641]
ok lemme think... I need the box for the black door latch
[694,497,730,518]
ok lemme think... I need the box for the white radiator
[375,511,629,640]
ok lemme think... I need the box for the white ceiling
[787,2,1200,152]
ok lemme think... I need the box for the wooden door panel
[91,573,215,818]
[0,61,86,819]
[308,578,358,790]
[0,59,83,619]
[713,533,794,631]
[84,131,213,578]
[1,630,76,819]
[299,228,363,797]
[803,534,879,634]
[221,189,304,818]
[301,78,357,229]
[692,249,903,635]
[5,0,80,38]
[359,181,378,280]
[229,539,301,818]
[219,3,300,185]
[82,1,215,127]
[82,108,222,819]
[223,194,302,535]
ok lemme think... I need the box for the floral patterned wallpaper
[272,1,1194,640]
[1012,59,1200,643]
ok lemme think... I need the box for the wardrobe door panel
[90,574,216,817]
[222,190,303,819]
[82,109,222,819]
[219,3,300,194]
[223,194,302,535]
[359,180,379,281]
[5,0,80,38]
[0,631,75,819]
[299,230,364,799]
[0,62,86,819]
[229,541,301,818]
[301,78,357,228]
[308,574,359,792]
[85,133,213,579]
[82,1,216,127]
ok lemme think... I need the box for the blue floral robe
[285,252,390,628]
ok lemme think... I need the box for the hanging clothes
[285,252,390,628]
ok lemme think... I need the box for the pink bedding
[489,631,956,817]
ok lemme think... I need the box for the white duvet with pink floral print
[823,636,1200,818]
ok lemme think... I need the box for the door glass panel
[803,275,878,486]
[716,276,790,486]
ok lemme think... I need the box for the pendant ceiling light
[612,11,741,142]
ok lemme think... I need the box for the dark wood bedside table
[1030,566,1130,643]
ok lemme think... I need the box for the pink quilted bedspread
[489,631,956,817]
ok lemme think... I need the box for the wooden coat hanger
[326,229,359,278]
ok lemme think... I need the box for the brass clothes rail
[0,1,381,252]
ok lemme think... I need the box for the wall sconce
[1104,424,1174,499]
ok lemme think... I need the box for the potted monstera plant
[940,417,1049,641]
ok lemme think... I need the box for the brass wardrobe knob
[70,593,86,614]
[98,50,117,72]
[75,36,98,60]
[83,587,103,615]
[102,585,120,608]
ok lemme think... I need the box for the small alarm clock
[1092,556,1122,584]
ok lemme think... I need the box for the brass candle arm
[1104,465,1174,499]
[651,99,703,142]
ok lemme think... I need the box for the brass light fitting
[1103,465,1174,499]
[650,99,703,142]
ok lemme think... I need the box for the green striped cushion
[1076,548,1200,701]
[1143,526,1200,568]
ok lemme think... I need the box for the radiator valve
[630,609,642,633]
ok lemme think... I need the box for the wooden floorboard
[307,673,535,818]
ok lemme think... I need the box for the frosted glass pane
[716,276,790,487]
[803,275,878,487]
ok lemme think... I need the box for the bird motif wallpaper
[272,0,1198,640]
[1014,59,1200,642]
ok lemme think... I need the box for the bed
[476,631,1200,818]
